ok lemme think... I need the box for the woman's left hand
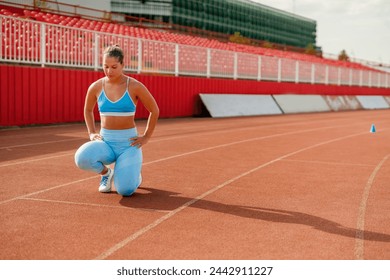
[130,135,149,148]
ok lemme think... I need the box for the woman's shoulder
[128,76,146,90]
[87,78,104,95]
[128,76,140,84]
[89,78,104,89]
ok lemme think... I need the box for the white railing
[1,15,389,88]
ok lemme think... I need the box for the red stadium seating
[1,7,378,72]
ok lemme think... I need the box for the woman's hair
[103,45,124,64]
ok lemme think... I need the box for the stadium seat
[1,8,378,73]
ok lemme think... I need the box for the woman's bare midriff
[100,115,136,130]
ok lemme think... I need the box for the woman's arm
[84,82,101,141]
[130,80,159,147]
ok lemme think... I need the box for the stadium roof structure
[170,0,317,49]
[240,0,316,23]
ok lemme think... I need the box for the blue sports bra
[97,77,136,117]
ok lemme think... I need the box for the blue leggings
[74,128,142,196]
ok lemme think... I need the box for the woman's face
[103,54,123,80]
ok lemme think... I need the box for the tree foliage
[338,49,350,61]
[305,43,317,55]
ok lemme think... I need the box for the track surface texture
[1,110,389,260]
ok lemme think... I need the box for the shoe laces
[101,171,110,185]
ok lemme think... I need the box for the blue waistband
[100,127,138,141]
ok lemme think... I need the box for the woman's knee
[116,187,136,197]
[74,141,113,172]
[115,176,141,197]
[74,143,93,170]
[75,154,98,171]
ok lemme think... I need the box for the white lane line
[19,197,170,213]
[0,119,290,149]
[0,118,359,150]
[146,119,354,143]
[142,125,351,166]
[0,125,376,205]
[0,139,82,150]
[0,124,346,168]
[354,154,389,260]
[281,159,375,167]
[0,152,75,168]
[95,130,368,260]
[0,176,98,206]
[1,125,341,204]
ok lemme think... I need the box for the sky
[250,0,390,65]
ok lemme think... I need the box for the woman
[75,45,159,196]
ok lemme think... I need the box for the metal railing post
[94,34,99,71]
[137,38,142,74]
[40,23,46,67]
[175,44,179,77]
[257,56,262,81]
[233,53,238,80]
[311,63,315,84]
[206,48,211,78]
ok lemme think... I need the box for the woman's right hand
[89,133,103,141]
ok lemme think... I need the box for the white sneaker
[99,168,114,193]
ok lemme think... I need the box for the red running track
[0,110,389,260]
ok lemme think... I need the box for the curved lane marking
[354,154,389,259]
